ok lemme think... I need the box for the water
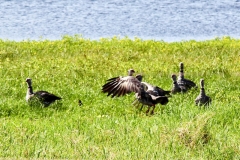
[1,0,240,41]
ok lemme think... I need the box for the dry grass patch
[177,112,213,148]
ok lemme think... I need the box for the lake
[1,0,240,41]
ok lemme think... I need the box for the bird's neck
[27,85,34,95]
[179,71,184,79]
[200,88,205,96]
[173,81,179,87]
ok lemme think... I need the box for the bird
[78,100,83,106]
[177,62,197,91]
[25,78,62,107]
[102,69,169,115]
[135,81,170,114]
[171,74,186,93]
[195,79,211,107]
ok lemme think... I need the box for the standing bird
[137,81,170,114]
[171,74,186,93]
[195,79,211,107]
[177,62,197,91]
[26,78,62,107]
[102,70,169,115]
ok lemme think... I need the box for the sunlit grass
[0,35,240,159]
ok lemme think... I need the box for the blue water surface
[1,0,240,41]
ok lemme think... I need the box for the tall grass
[0,36,239,159]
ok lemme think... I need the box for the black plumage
[26,78,61,107]
[195,79,211,107]
[102,69,169,115]
[78,100,83,106]
[171,74,186,93]
[141,82,171,97]
[137,81,169,114]
[177,62,197,91]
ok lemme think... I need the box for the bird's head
[26,78,32,86]
[180,62,184,69]
[135,74,143,82]
[128,69,135,76]
[171,74,177,81]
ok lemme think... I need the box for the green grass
[0,35,240,159]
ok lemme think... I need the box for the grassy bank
[0,36,239,159]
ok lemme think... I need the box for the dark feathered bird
[195,79,211,107]
[26,78,62,107]
[177,62,197,91]
[137,81,169,114]
[78,100,83,106]
[102,69,169,115]
[171,74,186,93]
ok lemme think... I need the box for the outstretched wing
[102,76,142,98]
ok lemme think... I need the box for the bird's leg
[132,100,140,109]
[132,99,139,108]
[132,98,137,104]
[150,105,155,115]
[140,105,144,111]
[136,103,141,110]
[146,106,150,115]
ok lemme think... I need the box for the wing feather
[102,75,141,98]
